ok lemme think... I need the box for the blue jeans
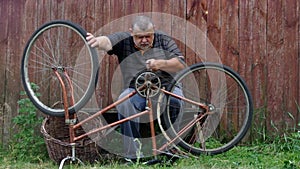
[116,87,183,159]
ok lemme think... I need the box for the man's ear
[129,28,133,35]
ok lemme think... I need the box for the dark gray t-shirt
[107,31,184,88]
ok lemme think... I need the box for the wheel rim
[22,22,96,116]
[163,63,252,154]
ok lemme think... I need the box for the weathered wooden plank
[37,0,51,25]
[189,0,208,64]
[170,0,187,61]
[94,0,106,30]
[238,0,252,82]
[238,0,268,140]
[0,103,12,147]
[123,0,139,31]
[251,0,268,122]
[23,0,38,38]
[185,0,198,65]
[64,0,81,22]
[123,0,152,25]
[151,0,172,34]
[50,0,65,20]
[250,0,268,139]
[79,0,95,29]
[206,0,230,130]
[206,0,221,61]
[139,0,152,13]
[184,0,197,66]
[78,0,99,111]
[238,0,253,140]
[124,0,138,16]
[216,0,239,134]
[70,3,95,110]
[266,0,285,133]
[0,0,9,146]
[22,1,39,121]
[220,0,239,69]
[22,0,39,106]
[110,0,125,24]
[94,0,112,109]
[106,0,125,106]
[196,0,209,63]
[3,0,25,145]
[298,0,300,126]
[281,0,299,130]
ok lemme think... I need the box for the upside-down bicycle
[21,20,253,166]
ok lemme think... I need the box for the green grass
[2,93,298,169]
[1,141,299,169]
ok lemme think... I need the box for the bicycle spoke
[22,20,98,116]
[159,62,252,155]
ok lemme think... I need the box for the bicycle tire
[21,20,98,117]
[160,62,253,155]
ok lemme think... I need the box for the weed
[9,83,48,162]
[134,138,142,164]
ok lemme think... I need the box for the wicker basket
[41,116,106,164]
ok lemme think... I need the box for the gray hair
[131,15,154,31]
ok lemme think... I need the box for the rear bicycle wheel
[161,62,253,155]
[21,20,98,117]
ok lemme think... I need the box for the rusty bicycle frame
[54,68,211,168]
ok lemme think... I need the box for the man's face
[131,27,154,51]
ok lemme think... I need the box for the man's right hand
[86,33,99,48]
[86,33,112,51]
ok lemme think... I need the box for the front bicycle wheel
[161,62,253,155]
[21,20,98,117]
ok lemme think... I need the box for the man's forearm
[86,33,112,51]
[161,57,186,72]
[147,57,185,73]
[95,36,112,51]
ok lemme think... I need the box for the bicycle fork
[53,68,84,168]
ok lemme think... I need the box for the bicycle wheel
[160,62,253,155]
[21,20,98,117]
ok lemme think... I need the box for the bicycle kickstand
[58,143,84,169]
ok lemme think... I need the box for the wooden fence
[0,0,299,146]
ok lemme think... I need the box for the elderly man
[86,15,185,160]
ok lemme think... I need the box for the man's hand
[86,33,112,51]
[86,33,99,48]
[146,58,185,73]
[146,59,160,71]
